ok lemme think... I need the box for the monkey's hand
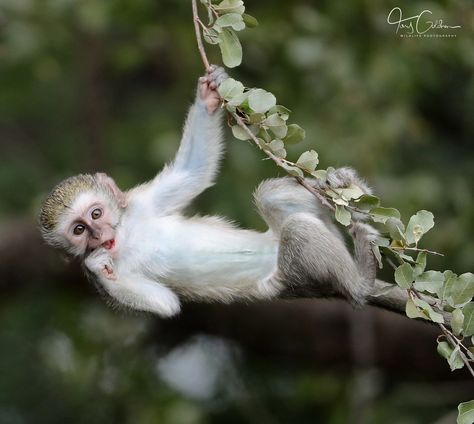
[199,65,228,114]
[85,249,117,281]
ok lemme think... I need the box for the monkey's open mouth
[102,239,115,250]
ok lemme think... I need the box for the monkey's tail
[368,279,407,313]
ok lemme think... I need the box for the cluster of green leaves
[197,0,474,414]
[199,0,258,68]
[217,77,310,172]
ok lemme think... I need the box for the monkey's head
[39,173,127,257]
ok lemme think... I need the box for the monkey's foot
[349,222,379,283]
[310,167,372,195]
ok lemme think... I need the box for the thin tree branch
[192,0,210,70]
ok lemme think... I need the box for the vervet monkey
[39,66,379,317]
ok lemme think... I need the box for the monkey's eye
[73,224,86,235]
[91,208,102,220]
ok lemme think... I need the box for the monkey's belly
[116,214,279,295]
[164,247,278,288]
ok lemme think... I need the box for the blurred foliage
[0,0,473,423]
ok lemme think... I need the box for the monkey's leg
[254,177,341,238]
[275,213,372,304]
[255,178,375,304]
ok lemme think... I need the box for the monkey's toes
[326,167,358,188]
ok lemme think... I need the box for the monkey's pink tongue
[102,239,115,250]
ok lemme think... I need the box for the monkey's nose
[91,229,102,240]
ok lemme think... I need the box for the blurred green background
[0,0,473,423]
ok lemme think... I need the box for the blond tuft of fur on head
[39,174,99,246]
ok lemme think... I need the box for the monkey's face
[56,190,121,257]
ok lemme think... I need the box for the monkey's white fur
[46,66,378,317]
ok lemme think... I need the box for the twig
[391,246,444,257]
[192,0,210,70]
[439,324,474,378]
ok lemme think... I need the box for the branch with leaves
[191,0,473,419]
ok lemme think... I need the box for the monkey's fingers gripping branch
[192,0,474,379]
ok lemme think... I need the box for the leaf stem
[391,246,444,257]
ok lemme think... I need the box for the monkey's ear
[94,172,128,208]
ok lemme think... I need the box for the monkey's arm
[147,67,226,214]
[84,249,181,317]
[100,274,182,317]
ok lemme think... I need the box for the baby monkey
[39,66,378,317]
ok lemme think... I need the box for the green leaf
[414,270,444,294]
[406,298,425,319]
[263,114,287,138]
[355,194,380,210]
[284,124,306,145]
[262,113,285,127]
[330,195,348,206]
[203,27,220,44]
[451,273,474,306]
[412,297,444,323]
[268,105,291,120]
[370,207,401,224]
[334,184,364,202]
[257,128,272,142]
[385,218,406,242]
[311,169,327,180]
[267,139,286,158]
[231,125,251,140]
[395,263,414,289]
[248,89,277,113]
[270,125,288,139]
[413,252,427,277]
[248,113,265,124]
[280,161,304,178]
[440,271,474,307]
[448,346,464,371]
[296,150,319,172]
[335,205,351,226]
[452,308,464,336]
[218,28,242,68]
[215,13,245,31]
[373,282,396,296]
[215,0,245,15]
[463,303,474,337]
[242,13,258,27]
[227,91,249,107]
[458,400,474,424]
[437,341,452,360]
[218,77,244,100]
[405,210,435,245]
